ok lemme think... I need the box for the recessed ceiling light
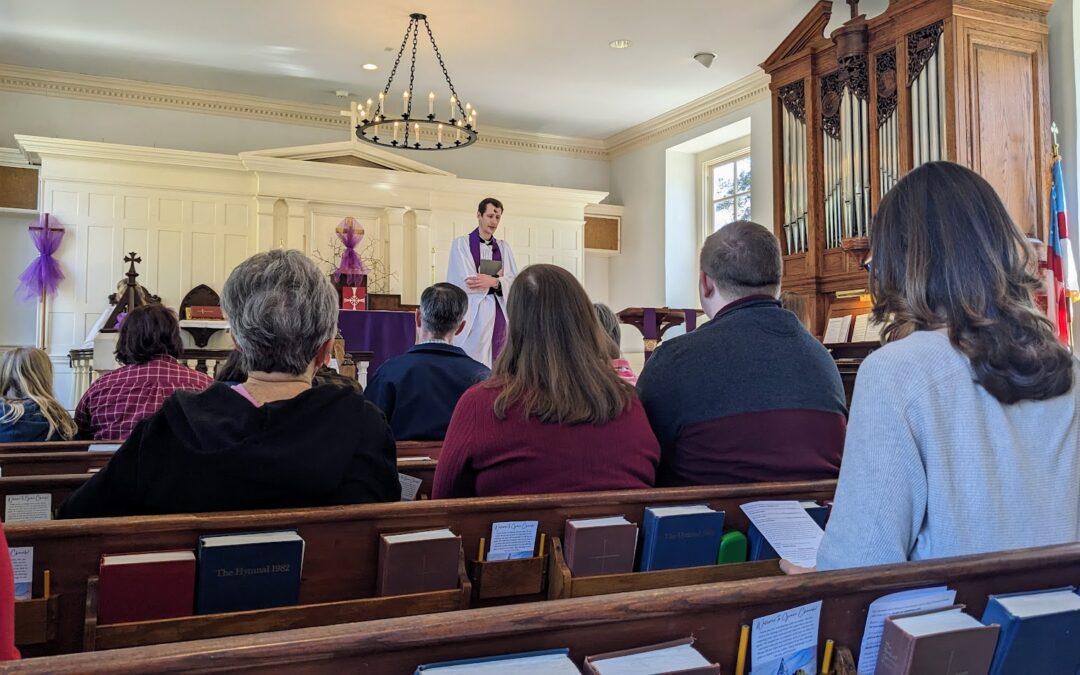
[362,63,378,71]
[609,39,632,49]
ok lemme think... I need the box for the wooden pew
[6,480,835,655]
[0,440,441,459]
[7,542,1078,674]
[0,460,439,517]
[0,453,111,477]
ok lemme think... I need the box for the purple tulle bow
[16,214,65,301]
[332,217,368,287]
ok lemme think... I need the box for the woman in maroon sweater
[433,264,660,498]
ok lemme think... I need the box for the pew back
[7,542,1078,674]
[7,480,835,655]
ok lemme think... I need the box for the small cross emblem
[590,537,623,575]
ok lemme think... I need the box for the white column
[412,209,433,301]
[255,196,279,252]
[284,199,309,253]
[384,207,408,297]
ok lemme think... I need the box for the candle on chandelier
[471,109,477,130]
[449,95,456,120]
[465,102,472,121]
[366,98,373,119]
[428,92,435,117]
[455,119,462,142]
[437,123,443,145]
[414,122,420,144]
[393,121,399,142]
[378,92,385,115]
[403,91,409,115]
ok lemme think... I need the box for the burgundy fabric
[433,384,660,498]
[75,356,213,441]
[337,310,417,375]
[661,408,846,486]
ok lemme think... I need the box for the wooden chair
[8,542,1078,673]
[7,480,836,655]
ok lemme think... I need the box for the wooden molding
[761,0,834,71]
[604,71,771,157]
[0,147,33,169]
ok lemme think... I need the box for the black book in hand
[478,260,503,277]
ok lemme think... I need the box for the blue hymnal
[640,504,725,572]
[748,501,828,561]
[980,586,1080,675]
[415,648,580,674]
[196,530,305,615]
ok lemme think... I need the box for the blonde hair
[0,347,77,440]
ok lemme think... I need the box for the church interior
[0,0,1078,672]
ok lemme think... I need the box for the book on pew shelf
[980,586,1080,675]
[584,637,720,674]
[563,516,638,577]
[195,530,304,615]
[717,530,747,564]
[747,500,829,561]
[415,648,580,673]
[377,528,461,596]
[875,605,998,675]
[640,504,724,572]
[98,550,196,624]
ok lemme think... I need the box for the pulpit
[617,307,704,360]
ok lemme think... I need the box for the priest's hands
[465,274,500,290]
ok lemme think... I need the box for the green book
[717,531,747,564]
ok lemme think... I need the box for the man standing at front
[637,220,847,486]
[447,197,519,367]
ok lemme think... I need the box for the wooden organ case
[762,0,1053,336]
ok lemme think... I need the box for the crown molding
[15,135,247,172]
[1,64,771,164]
[0,147,33,169]
[243,141,456,176]
[604,70,771,158]
[0,64,608,161]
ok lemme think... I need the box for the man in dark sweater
[366,283,490,440]
[637,221,847,486]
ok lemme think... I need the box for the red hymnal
[563,516,638,577]
[377,529,460,596]
[185,306,224,320]
[97,550,196,625]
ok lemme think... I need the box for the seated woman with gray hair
[59,250,399,518]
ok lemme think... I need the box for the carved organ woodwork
[762,0,1053,337]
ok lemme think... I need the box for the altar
[337,310,416,375]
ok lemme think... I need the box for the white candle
[393,121,399,142]
[378,92,384,115]
[471,109,477,130]
[366,98,373,118]
[402,91,409,115]
[449,95,456,120]
[414,122,420,144]
[437,123,443,145]
[428,92,435,117]
[465,102,472,120]
[456,119,462,142]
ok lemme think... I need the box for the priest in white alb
[446,197,518,367]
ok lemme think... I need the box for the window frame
[702,149,752,238]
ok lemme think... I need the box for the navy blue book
[195,530,305,615]
[640,504,725,572]
[748,501,828,561]
[980,586,1080,675]
[415,648,580,673]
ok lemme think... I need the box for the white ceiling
[0,0,887,139]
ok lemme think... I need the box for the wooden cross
[28,213,59,233]
[124,252,142,289]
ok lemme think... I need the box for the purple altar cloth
[337,310,417,375]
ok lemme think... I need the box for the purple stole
[468,228,507,361]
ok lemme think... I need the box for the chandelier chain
[379,16,416,114]
[424,19,467,121]
[404,19,420,144]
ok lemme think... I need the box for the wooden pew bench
[6,480,836,655]
[6,542,1078,674]
[0,439,441,459]
[0,453,111,477]
[0,460,439,518]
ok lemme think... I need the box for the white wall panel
[190,233,216,288]
[157,230,184,301]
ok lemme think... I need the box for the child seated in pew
[0,347,76,443]
[433,264,660,498]
[809,162,1080,571]
[58,250,400,518]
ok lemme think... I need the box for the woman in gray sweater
[813,161,1080,570]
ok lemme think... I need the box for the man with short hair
[366,283,490,440]
[637,221,847,486]
[446,197,519,367]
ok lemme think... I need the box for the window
[707,154,751,233]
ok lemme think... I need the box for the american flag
[1049,146,1078,346]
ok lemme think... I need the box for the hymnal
[377,528,461,596]
[640,504,725,572]
[416,648,579,674]
[563,516,637,577]
[98,550,196,624]
[876,606,998,675]
[478,259,503,277]
[585,637,719,674]
[185,306,224,320]
[196,530,304,614]
[981,587,1080,675]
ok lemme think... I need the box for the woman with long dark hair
[814,162,1079,570]
[433,264,659,497]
